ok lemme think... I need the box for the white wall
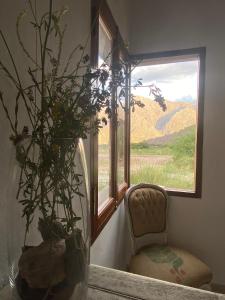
[129,0,225,285]
[107,0,130,45]
[91,202,131,270]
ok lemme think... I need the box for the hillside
[98,96,196,145]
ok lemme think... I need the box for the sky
[131,60,199,103]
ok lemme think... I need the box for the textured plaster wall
[90,202,130,270]
[0,0,90,286]
[129,0,225,285]
[106,0,130,45]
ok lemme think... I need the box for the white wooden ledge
[1,264,225,299]
[88,265,225,300]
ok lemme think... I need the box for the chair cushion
[129,245,212,288]
[128,187,167,237]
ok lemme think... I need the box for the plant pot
[7,137,90,300]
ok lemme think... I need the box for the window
[130,48,205,197]
[98,17,113,212]
[91,4,205,241]
[116,52,130,198]
[91,0,129,242]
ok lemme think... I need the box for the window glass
[131,58,199,192]
[117,63,126,187]
[117,103,125,187]
[98,18,112,212]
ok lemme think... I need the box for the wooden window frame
[90,0,130,243]
[130,47,206,198]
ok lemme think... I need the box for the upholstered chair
[125,183,212,288]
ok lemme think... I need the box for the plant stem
[40,0,53,219]
[0,92,16,134]
[0,30,35,127]
[16,12,41,68]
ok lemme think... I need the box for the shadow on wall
[90,201,132,270]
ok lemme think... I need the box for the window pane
[131,59,199,192]
[117,63,126,187]
[98,18,112,212]
[98,18,112,67]
[117,105,125,187]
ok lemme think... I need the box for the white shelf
[1,265,225,300]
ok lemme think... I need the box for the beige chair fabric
[128,187,167,237]
[125,184,213,288]
[129,245,212,288]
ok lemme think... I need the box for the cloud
[131,60,198,84]
[131,60,199,102]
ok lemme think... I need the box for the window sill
[167,189,201,198]
[129,184,201,198]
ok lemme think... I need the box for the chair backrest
[125,183,169,253]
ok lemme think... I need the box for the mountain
[146,126,195,145]
[98,96,196,145]
[176,95,195,103]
